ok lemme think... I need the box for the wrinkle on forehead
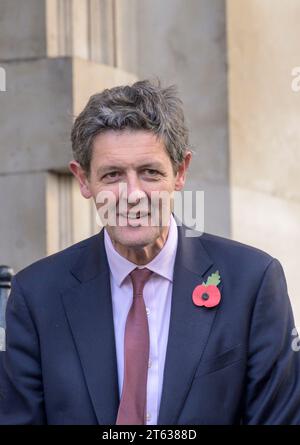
[91,130,171,173]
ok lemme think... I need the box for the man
[1,80,300,425]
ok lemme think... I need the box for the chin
[109,225,160,248]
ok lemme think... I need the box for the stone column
[227,0,300,323]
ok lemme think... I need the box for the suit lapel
[61,230,119,424]
[158,224,222,424]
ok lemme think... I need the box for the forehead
[92,129,167,161]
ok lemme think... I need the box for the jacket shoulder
[14,232,101,289]
[198,231,275,271]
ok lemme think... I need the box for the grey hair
[71,79,189,175]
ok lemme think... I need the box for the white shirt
[104,214,178,424]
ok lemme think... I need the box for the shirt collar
[104,213,178,287]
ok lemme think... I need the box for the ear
[69,160,93,199]
[174,151,192,191]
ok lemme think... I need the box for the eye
[144,169,160,176]
[103,171,120,181]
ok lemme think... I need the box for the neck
[111,225,170,265]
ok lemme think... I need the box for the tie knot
[130,267,153,296]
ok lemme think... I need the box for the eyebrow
[97,162,165,176]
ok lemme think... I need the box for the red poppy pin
[192,271,221,308]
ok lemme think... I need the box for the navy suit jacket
[1,223,300,424]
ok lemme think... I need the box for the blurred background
[0,0,299,323]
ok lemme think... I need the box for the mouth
[118,211,150,220]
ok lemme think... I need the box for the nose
[119,171,148,210]
[126,171,147,204]
[126,171,143,198]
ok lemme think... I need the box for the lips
[118,211,150,219]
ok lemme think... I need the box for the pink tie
[116,267,153,425]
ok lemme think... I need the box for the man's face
[71,129,190,250]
